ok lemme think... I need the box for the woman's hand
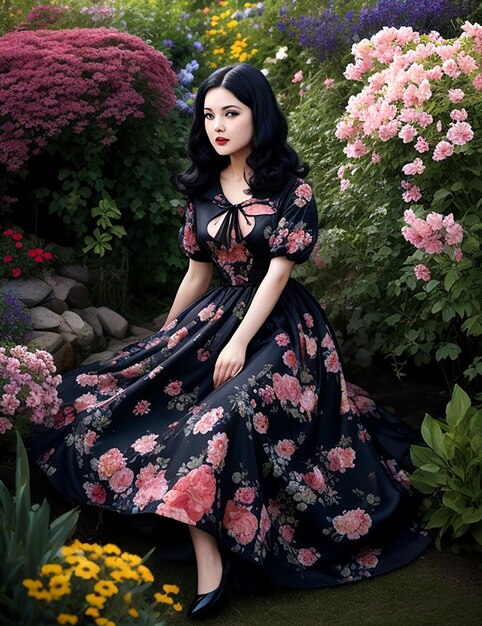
[213,340,246,388]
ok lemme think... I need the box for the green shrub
[410,385,482,552]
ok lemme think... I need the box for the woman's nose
[214,117,224,132]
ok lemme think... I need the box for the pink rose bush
[0,344,61,440]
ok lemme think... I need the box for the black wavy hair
[176,63,309,198]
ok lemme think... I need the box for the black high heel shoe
[186,556,232,619]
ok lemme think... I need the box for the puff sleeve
[269,180,318,263]
[178,199,211,262]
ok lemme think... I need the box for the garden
[0,0,481,624]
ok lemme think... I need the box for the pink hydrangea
[447,88,464,103]
[414,137,429,153]
[446,121,474,145]
[432,140,454,161]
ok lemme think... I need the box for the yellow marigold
[154,592,173,605]
[213,47,225,55]
[123,592,133,605]
[95,619,115,626]
[40,564,63,576]
[93,580,118,597]
[49,575,71,598]
[173,602,183,612]
[206,28,219,36]
[74,559,101,580]
[29,589,53,602]
[127,608,139,618]
[104,556,124,569]
[64,555,84,565]
[220,9,230,18]
[162,584,180,595]
[85,593,107,609]
[110,570,128,583]
[239,52,249,62]
[244,2,253,7]
[57,614,78,625]
[210,62,217,68]
[102,544,121,555]
[121,552,141,566]
[85,607,100,619]
[251,48,258,55]
[23,579,43,592]
[227,20,238,29]
[136,565,154,583]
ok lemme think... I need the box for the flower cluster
[1,229,55,279]
[402,209,464,281]
[15,4,71,31]
[201,1,262,69]
[0,292,32,344]
[0,344,61,438]
[335,22,482,200]
[175,59,200,114]
[23,540,182,625]
[279,0,478,62]
[0,28,177,171]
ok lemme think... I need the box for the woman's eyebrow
[203,105,242,111]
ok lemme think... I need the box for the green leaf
[446,384,471,427]
[409,474,436,494]
[419,463,440,473]
[431,300,444,314]
[435,343,461,361]
[462,508,482,524]
[421,415,447,458]
[442,491,465,513]
[410,444,440,467]
[425,508,453,529]
[444,270,458,292]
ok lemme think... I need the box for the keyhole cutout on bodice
[207,208,256,240]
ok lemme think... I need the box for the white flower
[261,68,269,76]
[275,46,288,60]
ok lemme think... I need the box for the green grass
[88,512,481,626]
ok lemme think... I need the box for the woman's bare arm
[161,260,213,329]
[213,257,294,387]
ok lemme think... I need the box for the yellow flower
[206,29,219,36]
[251,48,258,55]
[74,559,101,580]
[64,555,84,565]
[95,619,115,626]
[123,592,133,604]
[127,608,139,618]
[210,62,217,68]
[85,593,107,609]
[23,579,43,592]
[49,574,71,598]
[136,565,154,583]
[173,602,183,612]
[121,552,141,566]
[57,614,78,625]
[93,580,118,598]
[244,2,253,7]
[239,52,249,62]
[102,544,121,555]
[85,607,100,619]
[220,9,230,18]
[40,564,63,576]
[213,47,225,55]
[227,20,238,29]
[162,584,180,595]
[154,592,173,605]
[29,589,53,602]
[104,556,124,569]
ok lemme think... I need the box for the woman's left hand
[213,340,246,388]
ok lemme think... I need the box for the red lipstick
[215,137,229,145]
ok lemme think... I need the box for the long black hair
[177,63,309,197]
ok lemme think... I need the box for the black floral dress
[30,176,431,588]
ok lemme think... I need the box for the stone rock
[60,331,78,346]
[129,325,153,338]
[0,277,52,307]
[52,342,76,374]
[96,306,129,339]
[61,311,94,347]
[73,307,103,339]
[41,298,69,315]
[66,283,92,308]
[58,320,72,335]
[152,313,168,329]
[50,275,77,301]
[30,306,61,331]
[57,264,100,286]
[29,331,64,354]
[81,350,114,365]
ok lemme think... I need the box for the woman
[30,63,431,619]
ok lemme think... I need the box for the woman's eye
[204,113,214,120]
[226,111,238,117]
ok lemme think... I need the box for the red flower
[11,267,21,278]
[15,242,23,248]
[3,229,13,236]
[3,255,13,263]
[34,256,44,262]
[12,233,23,241]
[43,251,53,260]
[27,249,36,258]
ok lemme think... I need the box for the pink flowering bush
[292,22,482,385]
[0,344,61,447]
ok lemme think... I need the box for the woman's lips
[215,137,229,145]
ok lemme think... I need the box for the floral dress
[29,175,431,588]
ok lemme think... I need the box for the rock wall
[1,265,166,374]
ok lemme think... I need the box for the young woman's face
[203,87,254,159]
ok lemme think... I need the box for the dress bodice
[179,177,319,286]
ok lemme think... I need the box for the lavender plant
[0,292,32,344]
